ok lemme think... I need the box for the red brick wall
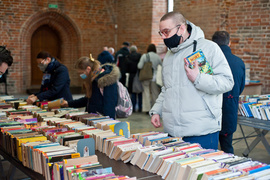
[174,0,270,94]
[0,0,117,94]
[152,0,168,56]
[115,0,153,54]
[2,0,269,94]
[0,0,167,94]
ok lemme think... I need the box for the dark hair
[0,46,13,66]
[147,44,157,53]
[36,51,53,59]
[212,31,230,46]
[122,42,130,47]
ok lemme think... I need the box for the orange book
[204,168,229,176]
[200,151,224,158]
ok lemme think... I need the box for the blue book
[242,102,256,117]
[249,164,270,174]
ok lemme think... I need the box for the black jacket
[220,45,245,134]
[115,47,130,73]
[68,64,120,119]
[36,59,73,102]
[126,51,141,93]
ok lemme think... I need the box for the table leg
[239,125,251,156]
[0,156,5,180]
[255,129,270,155]
[6,163,16,180]
[242,129,269,156]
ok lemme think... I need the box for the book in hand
[185,49,213,75]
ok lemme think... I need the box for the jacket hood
[170,20,205,53]
[97,63,120,88]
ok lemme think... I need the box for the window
[168,0,174,12]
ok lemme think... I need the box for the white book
[264,107,270,120]
[146,148,174,172]
[158,153,186,177]
[211,171,243,180]
[181,159,216,180]
[146,133,168,140]
[257,174,270,180]
[130,144,163,165]
[189,162,222,180]
[123,151,136,163]
[259,107,267,120]
[114,142,141,160]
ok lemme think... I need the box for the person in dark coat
[0,46,13,95]
[212,31,246,154]
[61,55,120,119]
[126,45,142,112]
[0,46,13,76]
[26,51,73,104]
[115,42,130,87]
[97,47,114,64]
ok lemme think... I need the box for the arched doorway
[31,25,61,85]
[20,11,81,93]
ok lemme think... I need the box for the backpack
[100,81,133,118]
[115,81,133,118]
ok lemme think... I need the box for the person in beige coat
[137,44,162,113]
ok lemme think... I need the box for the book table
[235,116,270,157]
[0,145,44,180]
[0,145,162,180]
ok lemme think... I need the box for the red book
[177,144,200,151]
[163,152,186,160]
[242,164,266,172]
[113,139,136,146]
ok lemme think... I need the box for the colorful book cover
[185,49,213,75]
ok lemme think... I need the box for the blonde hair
[75,56,101,98]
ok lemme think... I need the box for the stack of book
[239,94,270,120]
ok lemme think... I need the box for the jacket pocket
[201,94,222,119]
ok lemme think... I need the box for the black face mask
[164,33,183,49]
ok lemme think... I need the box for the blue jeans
[183,131,220,149]
[131,93,142,112]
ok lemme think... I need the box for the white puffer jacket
[150,21,234,137]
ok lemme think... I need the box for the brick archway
[20,10,81,92]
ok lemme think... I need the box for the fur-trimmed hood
[97,63,120,88]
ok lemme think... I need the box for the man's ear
[46,57,52,63]
[179,24,187,35]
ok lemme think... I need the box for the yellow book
[17,136,47,161]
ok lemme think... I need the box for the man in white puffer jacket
[150,12,234,149]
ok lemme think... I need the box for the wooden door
[31,25,61,85]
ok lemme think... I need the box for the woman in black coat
[126,45,142,112]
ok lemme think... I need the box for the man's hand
[61,100,69,107]
[26,95,38,104]
[184,59,199,83]
[151,114,162,128]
